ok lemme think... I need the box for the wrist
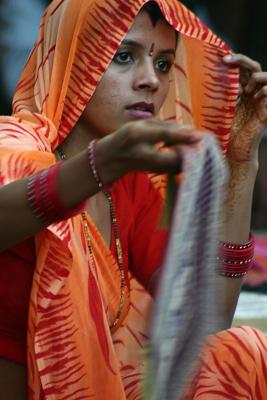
[95,138,124,185]
[218,233,254,278]
[226,159,258,192]
[222,160,257,241]
[28,163,86,223]
[228,158,259,178]
[227,155,259,176]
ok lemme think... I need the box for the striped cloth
[146,133,227,400]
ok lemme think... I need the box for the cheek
[109,81,122,100]
[81,76,126,135]
[92,78,122,110]
[157,79,171,109]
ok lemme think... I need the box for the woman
[0,0,267,399]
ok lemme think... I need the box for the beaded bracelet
[88,140,105,190]
[218,233,254,278]
[28,163,86,223]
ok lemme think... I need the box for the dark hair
[142,1,164,27]
[142,1,179,44]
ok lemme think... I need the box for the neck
[57,120,98,159]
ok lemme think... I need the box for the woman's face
[80,9,177,137]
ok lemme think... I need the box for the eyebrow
[120,39,176,56]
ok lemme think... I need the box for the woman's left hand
[223,54,267,165]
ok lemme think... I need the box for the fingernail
[224,55,234,61]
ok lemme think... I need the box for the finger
[245,72,267,94]
[139,146,183,174]
[223,54,262,73]
[238,84,244,96]
[140,118,193,134]
[254,85,267,101]
[150,128,201,146]
[135,123,203,146]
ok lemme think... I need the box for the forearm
[222,160,258,242]
[0,150,104,251]
[218,160,258,327]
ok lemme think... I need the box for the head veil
[0,1,239,398]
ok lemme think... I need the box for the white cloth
[147,133,227,400]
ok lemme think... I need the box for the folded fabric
[146,133,227,400]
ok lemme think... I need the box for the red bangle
[218,233,254,277]
[46,163,86,218]
[27,163,86,223]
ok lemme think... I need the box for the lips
[125,102,155,120]
[126,102,155,114]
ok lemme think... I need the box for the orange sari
[0,0,266,399]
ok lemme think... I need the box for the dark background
[184,0,267,69]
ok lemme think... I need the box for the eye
[113,51,133,65]
[155,59,173,74]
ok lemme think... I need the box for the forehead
[124,10,177,49]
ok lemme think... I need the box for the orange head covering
[11,0,239,152]
[0,1,239,399]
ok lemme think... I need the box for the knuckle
[249,73,258,84]
[160,129,171,142]
[119,122,135,144]
[128,129,139,145]
[254,72,262,80]
[254,61,261,71]
[126,121,145,144]
[140,119,151,129]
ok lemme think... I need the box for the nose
[133,60,160,92]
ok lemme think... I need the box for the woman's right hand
[0,119,200,251]
[95,118,201,184]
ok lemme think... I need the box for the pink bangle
[28,163,86,223]
[218,233,254,277]
[88,140,109,190]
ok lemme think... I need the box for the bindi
[149,43,155,57]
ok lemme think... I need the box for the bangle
[88,140,105,190]
[218,233,254,278]
[28,163,86,223]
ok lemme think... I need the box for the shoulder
[0,114,54,151]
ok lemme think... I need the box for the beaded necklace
[57,146,126,330]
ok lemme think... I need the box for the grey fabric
[146,133,227,400]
